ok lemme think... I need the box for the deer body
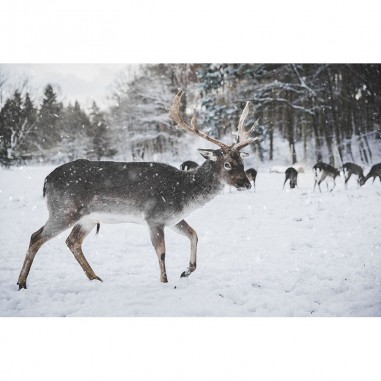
[363,163,381,185]
[342,162,365,188]
[245,168,257,190]
[45,159,224,228]
[283,167,298,189]
[180,160,199,171]
[17,91,257,289]
[313,162,340,192]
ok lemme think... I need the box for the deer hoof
[93,276,103,282]
[180,265,196,278]
[17,282,27,290]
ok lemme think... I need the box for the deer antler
[169,90,230,150]
[169,91,258,151]
[232,101,259,150]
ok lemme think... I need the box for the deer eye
[224,162,232,171]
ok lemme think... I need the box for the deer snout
[236,177,251,190]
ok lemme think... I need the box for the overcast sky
[0,64,128,109]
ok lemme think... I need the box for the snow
[0,164,380,316]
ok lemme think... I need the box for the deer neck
[184,160,224,205]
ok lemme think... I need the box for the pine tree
[0,90,27,164]
[88,101,115,160]
[36,84,63,153]
[57,100,91,160]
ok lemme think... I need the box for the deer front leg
[148,224,168,283]
[171,219,198,278]
[345,173,351,189]
[283,177,288,190]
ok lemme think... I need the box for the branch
[249,96,316,115]
[292,64,317,97]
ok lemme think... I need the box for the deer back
[313,162,340,178]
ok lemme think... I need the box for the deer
[245,168,257,191]
[362,163,381,185]
[180,160,199,171]
[17,90,258,290]
[342,162,365,188]
[313,162,340,192]
[283,167,298,189]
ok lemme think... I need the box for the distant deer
[363,163,381,185]
[342,162,365,188]
[283,167,298,189]
[313,162,340,192]
[180,160,199,171]
[17,91,258,290]
[245,168,257,191]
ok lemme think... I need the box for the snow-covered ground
[0,164,380,316]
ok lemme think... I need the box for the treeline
[0,84,115,166]
[108,64,381,165]
[1,64,381,166]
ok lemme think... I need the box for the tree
[57,100,91,160]
[109,64,184,160]
[36,84,63,153]
[0,90,37,164]
[88,101,115,160]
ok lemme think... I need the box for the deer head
[169,90,258,190]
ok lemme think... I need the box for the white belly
[81,212,146,225]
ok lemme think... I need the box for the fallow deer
[313,162,340,192]
[363,163,381,185]
[342,162,365,188]
[245,168,257,191]
[283,167,298,189]
[17,91,257,289]
[180,160,199,171]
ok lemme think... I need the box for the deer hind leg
[148,224,168,283]
[318,173,327,192]
[171,219,198,278]
[66,222,102,282]
[330,177,337,192]
[17,217,75,290]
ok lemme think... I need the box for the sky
[0,64,128,109]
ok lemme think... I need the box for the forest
[1,64,381,167]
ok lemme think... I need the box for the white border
[1,1,380,380]
[1,0,381,63]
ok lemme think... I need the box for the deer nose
[237,179,251,190]
[244,176,252,189]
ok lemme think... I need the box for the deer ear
[197,149,219,161]
[240,151,249,159]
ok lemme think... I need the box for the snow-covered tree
[56,100,91,161]
[0,90,38,164]
[88,101,115,160]
[36,84,63,154]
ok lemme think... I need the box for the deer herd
[17,91,381,290]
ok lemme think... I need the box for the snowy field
[0,164,380,317]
